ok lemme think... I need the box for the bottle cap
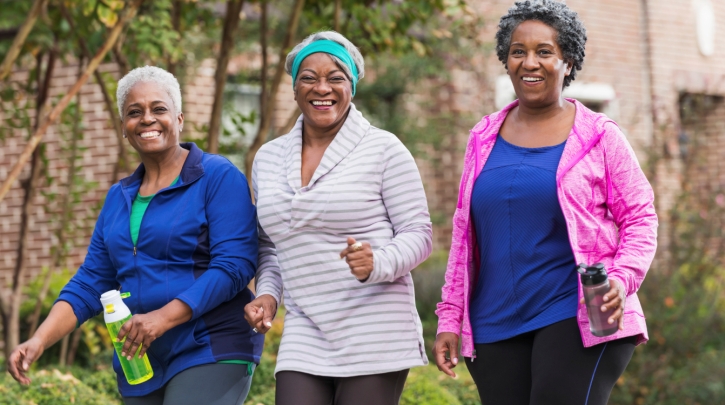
[577,262,608,285]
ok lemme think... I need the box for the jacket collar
[120,142,205,190]
[471,98,608,183]
[282,103,370,190]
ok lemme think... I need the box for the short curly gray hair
[496,0,587,88]
[116,66,182,117]
[284,31,365,86]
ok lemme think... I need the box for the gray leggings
[123,363,254,405]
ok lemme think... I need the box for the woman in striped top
[244,31,432,405]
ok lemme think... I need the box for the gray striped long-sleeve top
[252,104,432,377]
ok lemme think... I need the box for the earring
[123,133,127,138]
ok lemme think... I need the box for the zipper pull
[133,246,137,256]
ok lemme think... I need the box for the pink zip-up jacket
[436,99,658,358]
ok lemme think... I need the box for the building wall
[1,0,724,286]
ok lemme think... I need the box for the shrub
[0,368,121,405]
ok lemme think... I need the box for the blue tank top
[469,135,578,344]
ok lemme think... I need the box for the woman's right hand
[433,332,459,378]
[7,337,45,385]
[244,294,278,334]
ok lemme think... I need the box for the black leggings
[465,317,635,405]
[276,369,409,405]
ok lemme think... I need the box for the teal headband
[291,40,359,96]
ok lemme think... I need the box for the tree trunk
[207,0,246,154]
[26,56,83,339]
[0,0,48,81]
[66,328,82,366]
[0,0,143,204]
[4,46,57,359]
[168,0,183,77]
[259,0,268,118]
[334,0,342,32]
[244,0,305,184]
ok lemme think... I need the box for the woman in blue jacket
[7,66,263,405]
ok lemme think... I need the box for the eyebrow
[300,68,344,75]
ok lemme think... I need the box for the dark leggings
[465,317,635,405]
[122,363,254,405]
[276,369,409,405]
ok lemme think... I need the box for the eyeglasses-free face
[506,19,573,109]
[294,52,353,134]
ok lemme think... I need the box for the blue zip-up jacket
[57,143,264,396]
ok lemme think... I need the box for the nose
[141,108,156,124]
[522,50,539,70]
[313,78,332,95]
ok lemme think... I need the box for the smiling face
[294,52,353,132]
[122,81,183,157]
[506,20,573,108]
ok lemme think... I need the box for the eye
[510,49,525,55]
[154,107,167,113]
[300,75,316,82]
[330,76,346,83]
[127,109,141,117]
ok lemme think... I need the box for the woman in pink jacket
[433,1,657,404]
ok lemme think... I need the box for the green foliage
[609,191,725,404]
[0,367,121,405]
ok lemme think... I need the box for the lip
[310,100,336,110]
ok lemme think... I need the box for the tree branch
[0,0,48,81]
[59,3,131,181]
[244,0,305,183]
[207,0,246,154]
[0,0,143,204]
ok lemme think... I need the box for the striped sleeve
[252,153,284,305]
[365,135,433,284]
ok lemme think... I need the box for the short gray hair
[116,66,182,117]
[285,31,365,87]
[496,0,587,88]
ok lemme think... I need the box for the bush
[0,368,121,405]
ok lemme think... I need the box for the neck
[140,145,187,184]
[515,97,571,122]
[302,108,351,148]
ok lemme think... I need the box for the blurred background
[0,0,723,404]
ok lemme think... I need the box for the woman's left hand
[580,278,627,331]
[117,299,192,359]
[340,237,374,281]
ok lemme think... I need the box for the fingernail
[601,306,607,312]
[22,362,28,370]
[603,296,608,301]
[127,356,132,360]
[452,358,458,365]
[608,319,614,324]
[266,321,272,327]
[121,352,125,357]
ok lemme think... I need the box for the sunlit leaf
[96,4,119,27]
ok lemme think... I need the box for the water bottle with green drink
[100,290,154,385]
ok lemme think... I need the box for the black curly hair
[495,0,587,88]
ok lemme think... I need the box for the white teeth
[140,131,161,139]
[523,77,543,82]
[312,100,334,106]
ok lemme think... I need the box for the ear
[565,60,573,76]
[177,112,184,130]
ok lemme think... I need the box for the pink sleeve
[435,130,476,336]
[603,123,658,296]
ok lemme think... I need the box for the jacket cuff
[436,324,461,336]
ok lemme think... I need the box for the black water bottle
[577,263,619,337]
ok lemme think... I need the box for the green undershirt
[129,176,253,375]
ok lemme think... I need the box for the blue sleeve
[176,161,258,320]
[56,195,119,324]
